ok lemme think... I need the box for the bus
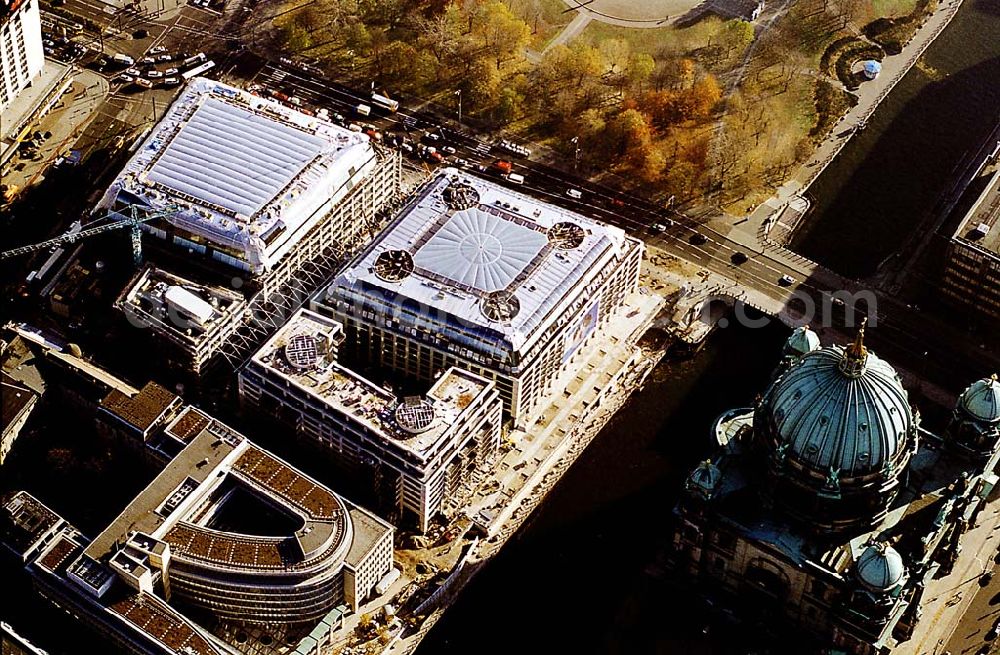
[182,60,215,80]
[371,93,399,112]
[182,52,207,68]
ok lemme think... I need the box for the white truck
[356,103,371,117]
[112,53,135,66]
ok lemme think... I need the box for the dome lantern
[839,318,869,378]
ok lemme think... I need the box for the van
[356,104,371,116]
[506,173,525,185]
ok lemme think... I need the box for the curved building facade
[58,406,392,633]
[160,445,355,624]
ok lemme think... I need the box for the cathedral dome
[758,328,914,478]
[685,459,722,501]
[856,543,906,593]
[783,325,821,358]
[958,374,1000,424]
[753,322,917,532]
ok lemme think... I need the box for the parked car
[146,70,163,78]
[117,74,134,84]
[162,77,181,86]
[133,78,153,89]
[497,138,531,158]
[149,45,167,54]
[157,53,173,62]
[164,67,178,75]
[125,67,141,76]
[139,56,156,65]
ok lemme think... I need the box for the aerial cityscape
[0,0,997,653]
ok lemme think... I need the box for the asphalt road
[245,60,998,388]
[20,0,1000,390]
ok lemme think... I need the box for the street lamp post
[571,136,580,171]
[455,89,462,124]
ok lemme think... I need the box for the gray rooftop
[249,309,494,460]
[147,98,326,218]
[325,169,636,353]
[953,168,1000,256]
[83,409,241,561]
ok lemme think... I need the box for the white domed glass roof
[856,543,906,592]
[413,208,548,293]
[959,374,1000,423]
[758,343,913,478]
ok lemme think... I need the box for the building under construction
[96,78,402,373]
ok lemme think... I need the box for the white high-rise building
[0,0,44,113]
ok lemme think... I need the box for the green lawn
[871,0,918,18]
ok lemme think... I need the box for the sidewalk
[897,501,1000,655]
[2,69,111,193]
[706,0,967,267]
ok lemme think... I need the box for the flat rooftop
[83,409,243,562]
[249,309,493,460]
[116,266,247,345]
[953,168,1000,256]
[85,406,352,571]
[99,78,375,272]
[323,169,636,352]
[1,491,60,557]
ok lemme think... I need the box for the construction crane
[1,204,179,266]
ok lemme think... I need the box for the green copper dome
[783,325,821,358]
[958,374,1000,424]
[757,327,915,479]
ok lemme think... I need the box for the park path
[707,0,968,265]
[542,11,593,55]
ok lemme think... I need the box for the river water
[792,0,1000,278]
[419,321,790,654]
[420,2,1000,652]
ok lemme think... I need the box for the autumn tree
[412,5,463,68]
[473,1,531,70]
[663,160,700,199]
[690,74,722,118]
[626,53,655,93]
[721,20,755,59]
[495,86,523,124]
[378,41,418,88]
[463,58,502,108]
[607,108,653,159]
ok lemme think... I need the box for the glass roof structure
[325,170,637,355]
[413,208,548,293]
[97,78,376,274]
[147,98,327,218]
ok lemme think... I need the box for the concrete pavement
[2,68,110,196]
[900,501,1000,655]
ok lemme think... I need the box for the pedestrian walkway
[707,0,967,271]
[899,502,1000,655]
